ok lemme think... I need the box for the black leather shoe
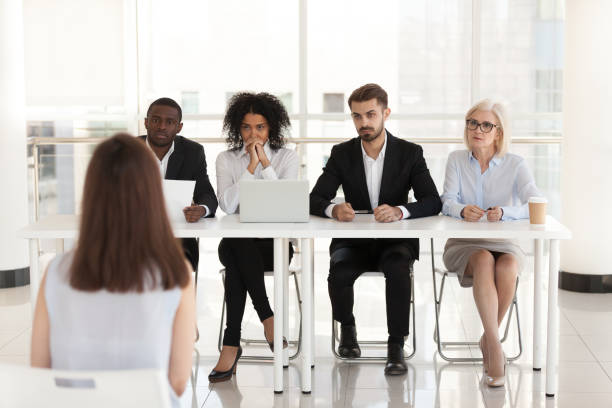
[338,325,361,358]
[384,343,407,375]
[208,346,242,383]
[267,336,288,352]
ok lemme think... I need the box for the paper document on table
[162,180,195,222]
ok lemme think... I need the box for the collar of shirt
[468,150,502,167]
[360,130,387,163]
[239,141,273,159]
[146,137,175,176]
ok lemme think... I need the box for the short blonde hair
[464,99,510,156]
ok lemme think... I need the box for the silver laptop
[239,179,309,222]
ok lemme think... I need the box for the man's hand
[461,205,486,222]
[486,206,503,222]
[332,202,355,222]
[183,205,206,223]
[246,141,260,174]
[374,204,402,223]
[254,143,271,168]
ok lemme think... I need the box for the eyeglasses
[465,119,499,133]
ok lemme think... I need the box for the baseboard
[559,271,612,293]
[0,267,30,289]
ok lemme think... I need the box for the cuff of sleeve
[199,205,209,218]
[261,165,278,180]
[500,206,508,221]
[454,204,465,219]
[240,170,256,180]
[398,206,410,219]
[325,204,336,219]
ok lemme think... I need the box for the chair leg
[290,272,303,360]
[218,272,226,353]
[283,259,290,367]
[407,270,417,359]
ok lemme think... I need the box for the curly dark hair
[223,92,291,151]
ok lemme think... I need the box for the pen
[354,210,373,214]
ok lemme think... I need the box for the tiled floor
[2,240,612,407]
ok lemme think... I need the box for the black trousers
[218,238,294,347]
[181,238,199,272]
[328,239,415,340]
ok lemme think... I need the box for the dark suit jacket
[309,131,442,258]
[139,135,218,271]
[139,135,218,216]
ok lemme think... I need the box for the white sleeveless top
[45,251,182,403]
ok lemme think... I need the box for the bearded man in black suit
[310,84,442,375]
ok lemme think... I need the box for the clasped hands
[246,140,270,174]
[460,205,503,222]
[332,202,402,223]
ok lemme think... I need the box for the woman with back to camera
[209,92,298,383]
[441,99,542,387]
[30,134,195,406]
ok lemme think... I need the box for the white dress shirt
[324,132,410,219]
[441,150,542,220]
[215,142,299,214]
[146,138,209,217]
[146,138,175,177]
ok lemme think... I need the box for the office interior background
[2,0,612,407]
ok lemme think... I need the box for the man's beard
[358,122,384,142]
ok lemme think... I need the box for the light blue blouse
[441,150,542,221]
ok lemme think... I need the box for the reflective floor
[2,239,612,407]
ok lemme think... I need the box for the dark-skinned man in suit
[140,97,218,273]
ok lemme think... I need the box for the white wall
[0,0,29,270]
[561,0,612,275]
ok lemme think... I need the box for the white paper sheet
[162,180,196,222]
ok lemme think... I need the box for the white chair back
[0,364,170,408]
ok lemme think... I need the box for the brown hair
[69,133,189,292]
[348,83,388,110]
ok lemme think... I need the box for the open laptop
[239,179,309,222]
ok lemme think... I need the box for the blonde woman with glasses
[440,99,543,387]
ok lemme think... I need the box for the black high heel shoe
[208,346,242,383]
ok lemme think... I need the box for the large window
[24,0,564,219]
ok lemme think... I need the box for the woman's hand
[254,142,271,168]
[246,141,260,174]
[461,205,486,222]
[486,206,503,222]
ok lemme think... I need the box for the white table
[19,214,571,397]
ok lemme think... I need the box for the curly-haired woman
[208,92,298,383]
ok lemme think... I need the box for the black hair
[146,97,182,122]
[222,92,291,151]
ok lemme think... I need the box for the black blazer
[309,131,442,257]
[139,135,218,217]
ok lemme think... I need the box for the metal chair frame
[217,267,303,361]
[430,238,523,363]
[331,269,416,361]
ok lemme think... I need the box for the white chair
[331,268,416,361]
[0,364,171,408]
[430,238,523,362]
[217,265,303,362]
